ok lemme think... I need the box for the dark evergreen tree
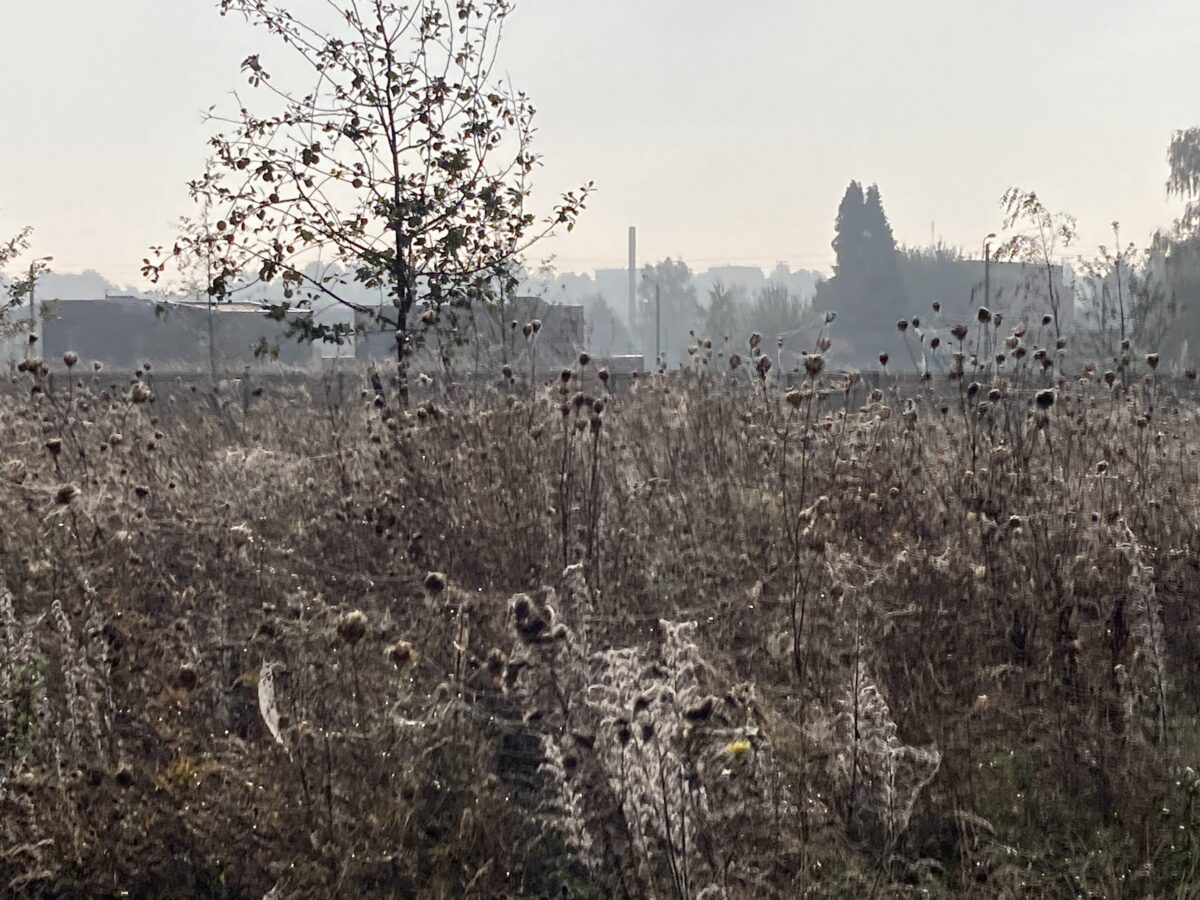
[863,185,899,264]
[814,181,910,366]
[832,181,868,278]
[861,183,908,320]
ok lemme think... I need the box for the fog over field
[3,1,1200,896]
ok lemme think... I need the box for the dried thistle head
[4,459,27,484]
[684,695,718,723]
[386,640,417,670]
[129,382,153,404]
[336,609,369,645]
[55,483,80,505]
[27,559,52,583]
[177,664,199,691]
[485,648,507,674]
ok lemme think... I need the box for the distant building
[40,295,316,373]
[899,258,1074,333]
[594,268,631,323]
[693,265,767,300]
[353,295,585,373]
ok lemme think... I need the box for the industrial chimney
[627,226,637,330]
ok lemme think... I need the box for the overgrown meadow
[3,321,1200,898]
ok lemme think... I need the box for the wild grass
[2,324,1200,897]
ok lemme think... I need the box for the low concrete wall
[41,297,316,373]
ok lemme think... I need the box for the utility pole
[655,282,661,370]
[202,175,217,384]
[627,226,637,331]
[27,256,52,339]
[983,233,996,311]
[1113,222,1126,344]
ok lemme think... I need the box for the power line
[24,244,1116,282]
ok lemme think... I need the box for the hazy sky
[2,0,1197,285]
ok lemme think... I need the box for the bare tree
[996,188,1077,340]
[0,225,52,338]
[145,0,590,398]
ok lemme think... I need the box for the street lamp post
[983,234,996,312]
[640,273,662,372]
[27,256,53,336]
[654,282,661,370]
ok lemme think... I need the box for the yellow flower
[727,739,752,758]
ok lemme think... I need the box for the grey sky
[1,0,1196,285]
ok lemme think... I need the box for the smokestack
[628,226,637,329]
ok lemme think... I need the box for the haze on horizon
[1,0,1196,286]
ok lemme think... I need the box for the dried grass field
[3,339,1200,898]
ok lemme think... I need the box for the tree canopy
[814,181,907,363]
[0,223,50,334]
[1168,127,1200,235]
[146,0,590,389]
